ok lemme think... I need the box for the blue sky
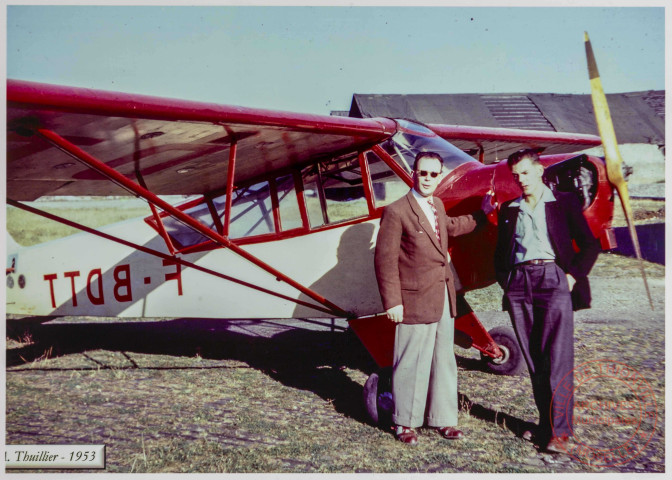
[6,4,667,115]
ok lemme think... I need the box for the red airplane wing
[429,124,602,163]
[6,80,396,201]
[7,79,602,202]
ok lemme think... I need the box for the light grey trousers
[392,291,457,428]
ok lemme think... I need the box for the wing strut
[33,128,352,318]
[131,121,178,255]
[223,140,237,236]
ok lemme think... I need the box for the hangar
[344,90,664,148]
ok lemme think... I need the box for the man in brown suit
[374,151,495,445]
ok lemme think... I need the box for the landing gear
[481,325,526,376]
[362,367,393,425]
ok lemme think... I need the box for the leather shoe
[436,426,464,440]
[546,435,569,454]
[394,425,418,445]
[522,429,534,442]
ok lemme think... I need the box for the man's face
[510,156,545,198]
[413,157,443,197]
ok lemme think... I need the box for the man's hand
[481,190,498,216]
[386,304,404,323]
[566,273,576,292]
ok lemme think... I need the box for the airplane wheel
[363,368,394,426]
[481,326,526,376]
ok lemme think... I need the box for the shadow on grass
[454,355,534,439]
[458,392,534,441]
[7,317,377,425]
[7,317,531,435]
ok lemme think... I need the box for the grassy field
[6,199,152,246]
[5,277,665,474]
[5,197,666,474]
[611,198,665,227]
[7,196,663,246]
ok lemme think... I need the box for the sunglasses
[416,170,441,178]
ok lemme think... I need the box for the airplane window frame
[301,152,371,228]
[144,175,301,253]
[144,146,404,254]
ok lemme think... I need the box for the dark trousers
[505,262,574,441]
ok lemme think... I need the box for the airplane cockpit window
[275,174,303,231]
[214,181,275,238]
[302,153,369,228]
[384,120,478,175]
[162,180,276,249]
[162,201,213,248]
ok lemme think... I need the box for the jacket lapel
[406,192,443,254]
[502,202,521,266]
[544,198,562,253]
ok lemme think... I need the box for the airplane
[5,34,644,424]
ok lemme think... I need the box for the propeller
[584,32,654,309]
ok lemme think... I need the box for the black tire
[481,325,526,376]
[362,368,394,426]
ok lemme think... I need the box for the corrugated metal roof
[481,95,555,131]
[347,91,665,145]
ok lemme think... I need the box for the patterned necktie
[427,197,441,244]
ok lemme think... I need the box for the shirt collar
[510,185,556,209]
[411,188,433,205]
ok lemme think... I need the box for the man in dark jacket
[494,148,600,453]
[375,151,495,445]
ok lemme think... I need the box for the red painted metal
[269,177,282,233]
[454,312,502,358]
[371,144,413,188]
[358,151,376,215]
[206,198,224,235]
[348,314,395,368]
[149,202,177,255]
[600,228,618,250]
[7,198,338,316]
[294,170,311,230]
[430,123,602,147]
[160,209,383,256]
[431,151,615,294]
[8,79,397,138]
[349,309,504,369]
[223,141,237,237]
[35,127,351,317]
[6,79,619,375]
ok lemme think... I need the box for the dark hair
[507,148,541,168]
[413,151,444,171]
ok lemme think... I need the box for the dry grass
[6,306,664,473]
[5,197,665,473]
[611,198,664,227]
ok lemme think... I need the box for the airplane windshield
[383,121,478,175]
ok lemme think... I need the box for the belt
[516,259,555,266]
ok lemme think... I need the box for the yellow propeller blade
[584,32,653,309]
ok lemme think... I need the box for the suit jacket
[494,190,600,310]
[375,191,485,323]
